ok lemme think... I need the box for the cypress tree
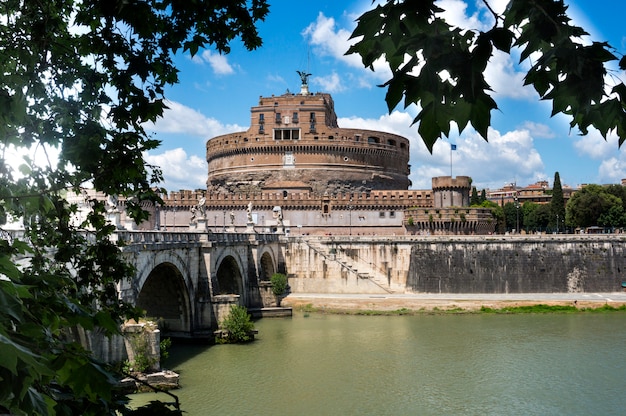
[470,187,480,205]
[550,172,566,232]
[480,189,487,203]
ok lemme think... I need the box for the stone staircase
[301,238,394,294]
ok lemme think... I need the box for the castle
[72,74,495,235]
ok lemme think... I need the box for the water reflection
[132,313,626,415]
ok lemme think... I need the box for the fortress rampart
[285,235,626,294]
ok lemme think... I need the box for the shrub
[220,305,255,343]
[160,337,172,363]
[270,273,288,297]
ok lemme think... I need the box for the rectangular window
[389,211,396,218]
[293,112,299,123]
[379,212,385,218]
[274,129,301,140]
[259,113,265,122]
[275,113,281,123]
[310,112,316,121]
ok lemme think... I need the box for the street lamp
[514,195,519,234]
[556,214,559,234]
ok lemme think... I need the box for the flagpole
[450,144,456,177]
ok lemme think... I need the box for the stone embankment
[282,293,626,313]
[285,234,626,298]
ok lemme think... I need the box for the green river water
[131,312,626,415]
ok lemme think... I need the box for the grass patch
[480,304,578,314]
[582,303,626,313]
[294,302,626,316]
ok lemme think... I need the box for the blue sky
[145,0,626,193]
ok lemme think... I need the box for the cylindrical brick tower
[432,176,471,208]
[206,83,411,194]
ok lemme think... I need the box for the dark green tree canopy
[0,1,268,415]
[565,184,622,228]
[347,0,626,152]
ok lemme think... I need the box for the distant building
[486,180,576,206]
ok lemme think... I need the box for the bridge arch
[136,261,191,334]
[215,255,244,298]
[259,249,277,281]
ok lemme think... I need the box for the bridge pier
[211,294,241,327]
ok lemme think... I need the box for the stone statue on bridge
[197,194,206,219]
[246,201,253,224]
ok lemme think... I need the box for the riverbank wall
[284,235,626,294]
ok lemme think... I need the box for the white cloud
[197,50,235,75]
[144,101,252,191]
[147,100,246,138]
[484,51,536,99]
[438,0,484,30]
[303,13,358,66]
[520,121,555,139]
[573,131,618,160]
[342,109,547,190]
[312,72,345,93]
[598,157,626,184]
[144,148,207,192]
[303,12,391,84]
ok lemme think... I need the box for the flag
[451,144,457,150]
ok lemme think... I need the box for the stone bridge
[115,231,285,338]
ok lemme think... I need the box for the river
[131,312,626,415]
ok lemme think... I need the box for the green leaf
[489,27,514,53]
[0,333,43,376]
[0,283,25,323]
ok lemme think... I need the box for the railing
[115,230,201,245]
[115,230,281,246]
[288,233,626,244]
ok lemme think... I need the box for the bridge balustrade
[115,230,202,245]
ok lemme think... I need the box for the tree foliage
[502,202,520,232]
[470,187,480,206]
[0,1,268,414]
[219,305,256,344]
[270,272,288,297]
[550,172,565,230]
[347,0,626,151]
[523,202,552,232]
[565,184,623,228]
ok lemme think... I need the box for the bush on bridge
[270,273,288,299]
[218,305,256,343]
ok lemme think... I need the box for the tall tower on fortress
[205,72,412,195]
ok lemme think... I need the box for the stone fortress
[148,73,496,236]
[61,72,625,317]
